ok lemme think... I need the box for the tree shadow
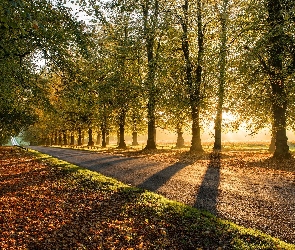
[245,155,295,173]
[194,151,221,215]
[137,162,190,191]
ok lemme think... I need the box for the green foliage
[2,0,295,153]
[0,0,89,142]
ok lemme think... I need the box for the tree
[266,0,292,158]
[141,0,160,149]
[213,0,229,150]
[177,0,205,152]
[0,0,88,140]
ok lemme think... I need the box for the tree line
[1,0,294,158]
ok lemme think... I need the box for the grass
[2,147,292,249]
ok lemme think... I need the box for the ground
[29,145,295,244]
[1,145,295,249]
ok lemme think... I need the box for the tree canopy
[1,0,295,158]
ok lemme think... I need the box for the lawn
[0,146,294,249]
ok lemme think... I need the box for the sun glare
[222,111,236,122]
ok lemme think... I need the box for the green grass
[28,148,295,250]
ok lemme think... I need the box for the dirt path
[29,146,295,244]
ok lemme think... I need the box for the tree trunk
[101,128,106,148]
[117,129,120,146]
[213,111,222,150]
[54,131,58,145]
[88,128,94,146]
[58,132,62,146]
[77,128,82,146]
[50,133,54,145]
[190,104,203,151]
[145,100,156,149]
[63,131,67,145]
[118,124,126,149]
[143,0,158,150]
[96,132,101,146]
[101,114,108,148]
[70,133,75,146]
[272,93,290,158]
[176,128,185,148]
[267,0,290,158]
[106,130,109,145]
[118,110,127,149]
[132,131,139,146]
[214,0,228,150]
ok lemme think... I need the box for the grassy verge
[1,147,294,249]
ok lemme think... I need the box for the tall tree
[213,0,229,150]
[178,0,204,152]
[267,0,291,158]
[142,0,159,149]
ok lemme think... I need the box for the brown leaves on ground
[0,147,149,249]
[0,147,227,250]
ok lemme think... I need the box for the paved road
[29,146,295,244]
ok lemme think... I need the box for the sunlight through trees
[1,0,294,158]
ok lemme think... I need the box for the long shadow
[137,162,190,192]
[194,151,221,215]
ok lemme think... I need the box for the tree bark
[106,130,110,145]
[101,127,106,148]
[190,104,203,151]
[77,128,82,146]
[88,128,94,146]
[70,133,75,146]
[176,128,185,148]
[118,124,126,148]
[118,110,127,149]
[132,131,139,146]
[117,130,120,146]
[63,131,68,145]
[50,134,53,145]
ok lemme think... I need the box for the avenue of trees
[1,0,294,158]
